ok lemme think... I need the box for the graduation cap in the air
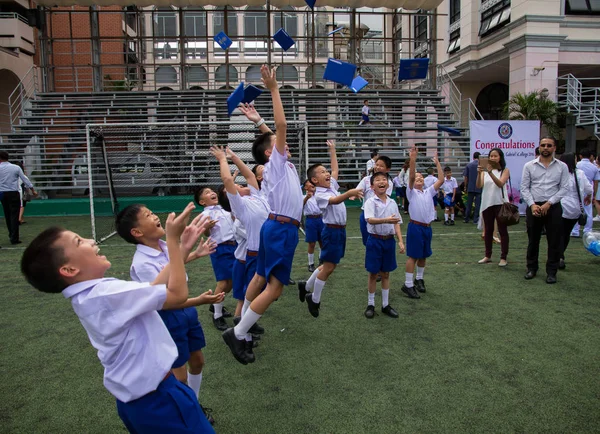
[273,28,295,51]
[304,0,316,9]
[323,58,357,87]
[214,31,232,50]
[227,82,264,116]
[349,76,368,93]
[437,124,461,136]
[398,58,429,81]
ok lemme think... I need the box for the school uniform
[228,185,271,293]
[63,278,213,433]
[364,196,402,274]
[257,147,303,284]
[406,185,438,259]
[424,174,439,208]
[441,177,458,207]
[200,205,236,282]
[232,219,248,301]
[356,175,393,246]
[303,194,324,244]
[362,105,370,123]
[315,178,347,264]
[131,240,206,369]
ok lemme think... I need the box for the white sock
[308,253,314,265]
[234,308,262,340]
[244,334,252,342]
[187,372,202,398]
[307,268,320,290]
[382,289,389,307]
[405,272,414,287]
[368,292,375,306]
[213,302,223,319]
[416,266,425,280]
[444,214,449,221]
[312,278,326,303]
[242,298,251,317]
[451,213,455,220]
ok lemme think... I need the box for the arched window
[305,64,325,82]
[215,65,238,83]
[276,65,298,82]
[188,66,208,82]
[476,83,509,120]
[156,66,177,83]
[183,8,207,58]
[245,65,262,82]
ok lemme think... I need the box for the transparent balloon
[583,231,600,257]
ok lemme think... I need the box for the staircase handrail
[8,66,38,131]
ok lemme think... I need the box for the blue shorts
[116,373,214,434]
[362,114,370,122]
[304,215,324,243]
[245,253,260,289]
[365,236,397,274]
[320,226,346,264]
[406,222,433,259]
[232,258,247,301]
[359,211,368,246]
[158,308,205,369]
[209,242,236,281]
[444,194,455,208]
[257,218,299,285]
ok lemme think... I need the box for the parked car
[72,154,170,196]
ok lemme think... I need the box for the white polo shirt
[364,195,402,235]
[315,177,347,225]
[227,185,271,252]
[261,146,303,221]
[561,169,593,219]
[424,175,437,189]
[232,219,248,261]
[63,278,177,403]
[576,159,600,185]
[442,177,458,195]
[356,175,393,210]
[407,185,438,224]
[200,205,235,244]
[303,194,321,216]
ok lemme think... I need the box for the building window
[213,6,238,53]
[448,0,461,53]
[479,0,511,37]
[187,66,208,83]
[565,0,600,15]
[184,9,207,59]
[276,65,299,82]
[305,64,326,82]
[413,12,428,58]
[154,7,178,59]
[215,64,238,83]
[273,7,298,54]
[156,66,177,84]
[246,65,262,82]
[244,6,267,55]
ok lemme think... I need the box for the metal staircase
[558,74,600,141]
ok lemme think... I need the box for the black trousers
[526,202,563,275]
[464,192,481,222]
[559,217,579,261]
[1,191,21,244]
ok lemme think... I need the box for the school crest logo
[498,123,513,139]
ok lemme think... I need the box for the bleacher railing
[8,66,38,131]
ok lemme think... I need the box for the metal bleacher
[4,84,471,197]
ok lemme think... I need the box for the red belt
[247,250,258,257]
[326,223,346,229]
[220,240,236,246]
[268,213,300,227]
[370,234,394,240]
[306,214,322,219]
[163,371,172,382]
[410,220,430,227]
[238,259,246,264]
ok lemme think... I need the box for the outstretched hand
[239,103,261,123]
[209,146,227,161]
[326,140,336,152]
[260,65,278,90]
[193,237,217,258]
[165,202,196,238]
[409,145,418,159]
[197,289,225,306]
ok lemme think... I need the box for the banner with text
[470,120,540,214]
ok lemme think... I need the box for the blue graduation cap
[323,58,357,87]
[304,0,316,9]
[437,124,461,136]
[328,26,345,36]
[273,28,295,51]
[227,82,245,116]
[242,84,263,104]
[214,31,232,51]
[398,58,429,81]
[349,76,368,93]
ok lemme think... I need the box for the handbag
[497,175,520,226]
[573,172,588,226]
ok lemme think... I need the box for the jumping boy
[442,166,458,225]
[364,171,405,319]
[115,204,221,423]
[194,186,237,331]
[298,140,363,317]
[222,65,304,365]
[403,146,444,299]
[303,179,324,272]
[21,203,215,433]
[359,99,370,126]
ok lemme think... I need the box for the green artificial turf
[1,208,599,433]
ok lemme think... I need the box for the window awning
[34,0,444,10]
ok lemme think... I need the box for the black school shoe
[298,281,308,303]
[450,220,455,226]
[364,305,375,319]
[200,405,215,425]
[244,340,256,363]
[232,317,264,337]
[222,328,252,365]
[305,293,320,318]
[209,305,232,318]
[401,284,420,299]
[381,305,399,318]
[414,279,427,293]
[213,316,228,331]
[308,264,316,272]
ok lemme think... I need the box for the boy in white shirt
[298,140,363,317]
[441,167,458,225]
[21,204,215,433]
[403,146,444,299]
[359,99,370,126]
[303,179,324,272]
[363,172,405,319]
[424,167,440,221]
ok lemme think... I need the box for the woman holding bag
[558,153,592,270]
[476,148,511,266]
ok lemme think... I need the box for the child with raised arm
[364,171,405,319]
[303,179,324,272]
[402,147,444,299]
[297,140,363,317]
[222,65,304,365]
[21,204,215,433]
